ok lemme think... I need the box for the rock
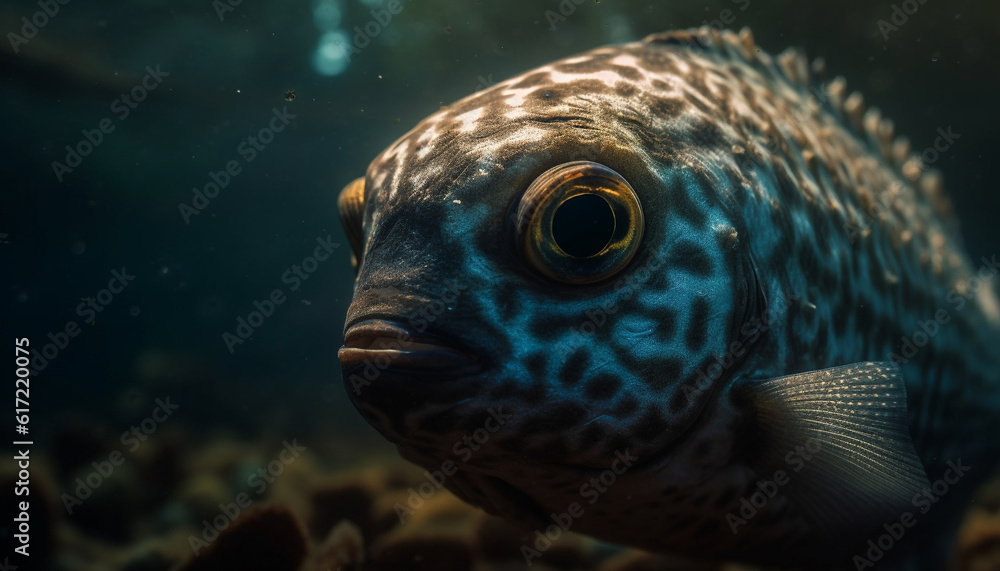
[180,504,307,571]
[308,519,366,571]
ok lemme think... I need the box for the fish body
[337,27,1000,568]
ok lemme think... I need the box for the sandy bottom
[10,425,1000,571]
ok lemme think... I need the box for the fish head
[337,45,766,528]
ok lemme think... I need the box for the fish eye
[337,177,366,271]
[516,161,644,284]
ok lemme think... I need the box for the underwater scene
[2,0,1000,569]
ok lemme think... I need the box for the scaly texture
[339,26,1000,568]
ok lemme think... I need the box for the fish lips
[340,319,481,374]
[339,319,484,414]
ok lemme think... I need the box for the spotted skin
[339,27,1000,567]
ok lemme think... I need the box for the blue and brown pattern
[337,26,1000,567]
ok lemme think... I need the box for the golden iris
[516,161,644,284]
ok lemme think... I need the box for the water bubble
[130,306,141,316]
[71,241,86,255]
[313,30,351,76]
[312,0,342,31]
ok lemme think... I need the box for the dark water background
[0,0,998,564]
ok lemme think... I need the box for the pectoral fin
[741,362,930,552]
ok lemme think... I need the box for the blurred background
[1,0,998,569]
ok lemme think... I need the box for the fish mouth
[339,319,480,375]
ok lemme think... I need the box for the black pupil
[552,193,616,258]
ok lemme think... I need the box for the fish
[336,26,1000,569]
